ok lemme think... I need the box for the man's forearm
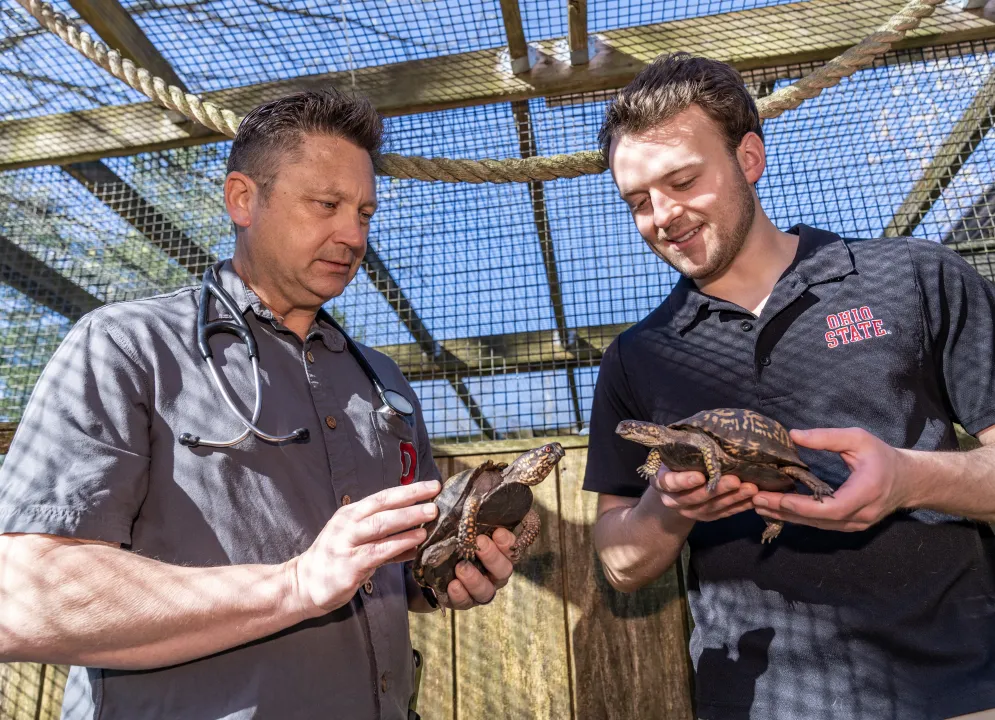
[902,442,995,522]
[0,535,309,670]
[594,488,695,592]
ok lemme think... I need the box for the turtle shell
[673,408,806,468]
[416,483,535,597]
[419,459,506,552]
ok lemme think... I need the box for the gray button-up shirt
[0,260,440,720]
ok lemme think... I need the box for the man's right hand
[652,470,758,522]
[289,480,440,618]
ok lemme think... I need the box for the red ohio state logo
[399,442,418,485]
[825,305,889,349]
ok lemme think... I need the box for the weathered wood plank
[409,457,457,720]
[67,0,188,90]
[0,662,43,720]
[884,66,995,238]
[0,235,103,321]
[498,0,532,74]
[0,423,17,455]
[568,0,589,65]
[4,0,992,169]
[453,450,573,719]
[376,322,630,382]
[35,665,67,720]
[558,448,695,720]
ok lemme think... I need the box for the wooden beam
[5,0,992,170]
[511,99,583,431]
[372,322,629,382]
[0,234,102,321]
[67,0,188,90]
[568,0,589,66]
[61,161,217,277]
[362,246,497,439]
[943,182,995,244]
[884,67,995,238]
[498,0,532,74]
[65,0,210,137]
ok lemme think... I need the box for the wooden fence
[0,438,695,720]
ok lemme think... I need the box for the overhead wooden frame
[568,0,589,66]
[3,0,993,170]
[884,66,995,238]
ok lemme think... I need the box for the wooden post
[558,447,695,719]
[568,0,589,66]
[498,0,533,74]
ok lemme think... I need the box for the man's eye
[360,212,374,224]
[673,178,695,191]
[631,198,647,213]
[320,201,337,210]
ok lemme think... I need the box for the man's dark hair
[598,52,763,160]
[226,88,384,194]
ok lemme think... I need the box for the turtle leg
[456,495,482,561]
[689,435,724,492]
[761,519,784,543]
[508,508,540,562]
[637,448,663,481]
[783,466,835,501]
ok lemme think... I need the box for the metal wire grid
[2,40,995,445]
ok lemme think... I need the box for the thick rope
[19,0,943,183]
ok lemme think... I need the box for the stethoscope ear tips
[178,433,200,447]
[293,428,310,443]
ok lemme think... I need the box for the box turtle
[412,442,565,607]
[616,408,834,542]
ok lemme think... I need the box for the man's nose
[650,189,683,233]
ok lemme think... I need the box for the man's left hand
[752,427,915,532]
[444,528,515,610]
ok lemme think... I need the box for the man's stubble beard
[657,170,757,281]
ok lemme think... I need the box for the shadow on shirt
[695,627,775,720]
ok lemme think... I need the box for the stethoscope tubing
[180,266,411,449]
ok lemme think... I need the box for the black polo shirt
[584,225,995,720]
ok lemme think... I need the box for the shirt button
[325,415,337,430]
[306,351,315,363]
[380,672,389,693]
[341,494,352,505]
[760,355,771,367]
[740,320,753,332]
[363,580,374,595]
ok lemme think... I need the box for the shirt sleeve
[0,311,151,544]
[910,239,995,436]
[582,336,652,497]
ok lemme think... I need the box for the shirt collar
[213,259,346,352]
[669,224,855,333]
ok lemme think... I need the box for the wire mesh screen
[2,39,995,449]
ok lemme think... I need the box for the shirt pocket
[370,409,419,490]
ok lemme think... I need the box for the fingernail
[422,503,437,517]
[754,497,768,507]
[476,536,487,550]
[428,480,441,491]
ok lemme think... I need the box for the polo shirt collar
[669,224,855,332]
[213,259,346,352]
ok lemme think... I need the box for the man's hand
[753,427,910,532]
[653,469,758,522]
[442,528,516,611]
[290,480,441,617]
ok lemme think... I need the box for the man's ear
[224,171,257,233]
[737,131,767,185]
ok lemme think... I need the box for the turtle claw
[508,509,540,562]
[761,520,783,543]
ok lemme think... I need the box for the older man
[0,89,516,720]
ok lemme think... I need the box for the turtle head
[616,419,676,447]
[504,442,565,486]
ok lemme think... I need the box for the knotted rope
[17,0,944,183]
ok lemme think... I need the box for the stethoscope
[179,267,415,449]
